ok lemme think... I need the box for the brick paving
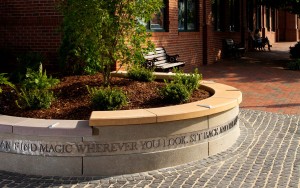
[201,42,300,115]
[0,42,300,187]
[0,110,299,187]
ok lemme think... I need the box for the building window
[256,5,262,29]
[266,7,270,31]
[229,0,240,31]
[271,8,276,32]
[146,0,168,32]
[247,0,254,31]
[178,0,198,31]
[212,0,224,31]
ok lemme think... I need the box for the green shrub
[0,73,15,93]
[16,89,55,110]
[287,59,300,70]
[127,65,155,82]
[160,68,202,104]
[15,64,59,110]
[173,68,202,92]
[87,86,127,111]
[21,64,59,90]
[160,82,190,104]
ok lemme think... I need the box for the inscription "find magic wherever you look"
[0,116,238,156]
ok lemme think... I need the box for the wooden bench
[223,39,245,58]
[143,47,185,72]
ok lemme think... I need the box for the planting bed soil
[0,74,211,120]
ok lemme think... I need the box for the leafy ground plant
[16,64,59,109]
[87,86,127,111]
[160,82,190,104]
[160,69,203,104]
[127,64,155,82]
[172,68,202,92]
[0,73,15,93]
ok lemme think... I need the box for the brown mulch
[0,74,211,120]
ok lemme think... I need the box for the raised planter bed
[0,73,242,176]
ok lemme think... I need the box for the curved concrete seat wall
[0,79,242,176]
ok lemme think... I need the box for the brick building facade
[0,0,62,68]
[0,0,299,72]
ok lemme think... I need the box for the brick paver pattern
[0,110,299,187]
[201,42,300,115]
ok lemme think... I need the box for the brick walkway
[201,42,300,115]
[0,109,299,187]
[0,42,299,187]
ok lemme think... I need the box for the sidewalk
[201,42,300,115]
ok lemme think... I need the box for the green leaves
[87,86,127,111]
[173,68,202,93]
[15,64,60,110]
[160,82,190,104]
[22,64,59,91]
[127,64,155,82]
[59,0,163,84]
[160,69,203,104]
[0,73,15,93]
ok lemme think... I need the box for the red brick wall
[0,0,62,64]
[0,0,244,70]
[1,0,297,72]
[151,0,203,72]
[207,0,245,62]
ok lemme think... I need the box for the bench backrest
[144,48,168,64]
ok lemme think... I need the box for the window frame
[271,8,276,32]
[256,2,262,29]
[146,0,168,32]
[247,0,254,32]
[178,0,199,32]
[212,0,225,32]
[229,0,240,32]
[266,7,270,31]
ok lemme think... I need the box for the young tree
[259,0,300,15]
[59,0,163,86]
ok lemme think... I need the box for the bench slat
[144,54,167,60]
[155,50,166,54]
[154,56,167,61]
[145,53,167,58]
[158,62,185,69]
[144,47,185,71]
[154,60,168,65]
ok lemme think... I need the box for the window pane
[187,0,195,30]
[266,7,270,31]
[256,5,261,29]
[178,0,185,30]
[212,0,222,31]
[247,0,254,31]
[145,0,167,32]
[271,9,275,31]
[150,8,165,31]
